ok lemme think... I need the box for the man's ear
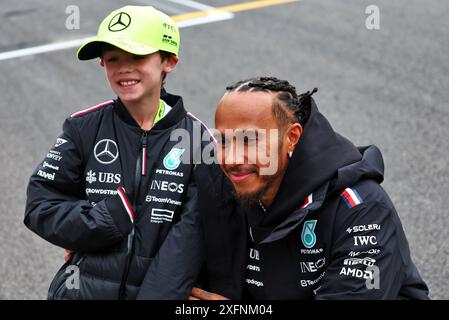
[99,58,105,67]
[163,55,179,74]
[286,123,303,150]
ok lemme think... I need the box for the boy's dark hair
[159,50,174,62]
[225,77,317,128]
[159,50,175,85]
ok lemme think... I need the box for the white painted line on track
[0,11,233,62]
[167,0,218,11]
[0,0,301,62]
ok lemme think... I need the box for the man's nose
[223,141,246,165]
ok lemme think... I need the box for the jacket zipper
[118,130,148,299]
[141,132,148,176]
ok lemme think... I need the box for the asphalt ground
[0,0,448,299]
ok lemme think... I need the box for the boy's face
[101,47,178,105]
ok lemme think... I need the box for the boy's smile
[117,79,140,88]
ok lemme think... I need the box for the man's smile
[226,167,258,183]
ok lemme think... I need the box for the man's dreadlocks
[225,77,317,128]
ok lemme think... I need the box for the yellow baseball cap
[77,6,179,60]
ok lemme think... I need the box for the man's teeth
[120,80,138,86]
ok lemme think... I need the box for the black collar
[113,90,187,131]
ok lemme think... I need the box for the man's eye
[243,137,257,144]
[133,55,145,60]
[220,138,231,147]
[106,57,118,62]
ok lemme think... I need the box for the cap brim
[77,38,159,60]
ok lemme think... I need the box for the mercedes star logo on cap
[94,139,119,164]
[108,12,131,32]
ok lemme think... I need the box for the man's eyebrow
[213,131,224,141]
[236,129,264,138]
[214,129,266,140]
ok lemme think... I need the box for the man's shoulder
[328,179,397,234]
[339,179,394,210]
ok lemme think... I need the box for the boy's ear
[163,55,179,74]
[99,58,105,67]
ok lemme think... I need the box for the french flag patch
[341,188,363,208]
[300,193,313,209]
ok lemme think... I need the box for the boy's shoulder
[69,100,115,121]
[185,111,217,145]
[65,100,115,133]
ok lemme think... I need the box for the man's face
[215,91,292,206]
[101,48,177,104]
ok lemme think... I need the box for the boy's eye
[106,56,118,62]
[133,55,146,60]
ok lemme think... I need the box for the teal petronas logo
[163,148,185,170]
[301,220,317,248]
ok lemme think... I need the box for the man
[191,77,429,300]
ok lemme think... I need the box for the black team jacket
[25,91,212,299]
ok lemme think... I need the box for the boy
[24,6,210,299]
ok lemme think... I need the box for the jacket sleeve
[315,200,426,299]
[24,119,134,252]
[136,175,204,300]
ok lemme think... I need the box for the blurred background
[0,0,448,299]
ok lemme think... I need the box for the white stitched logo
[150,209,174,224]
[94,139,119,165]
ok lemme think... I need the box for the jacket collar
[250,180,331,244]
[113,89,187,131]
